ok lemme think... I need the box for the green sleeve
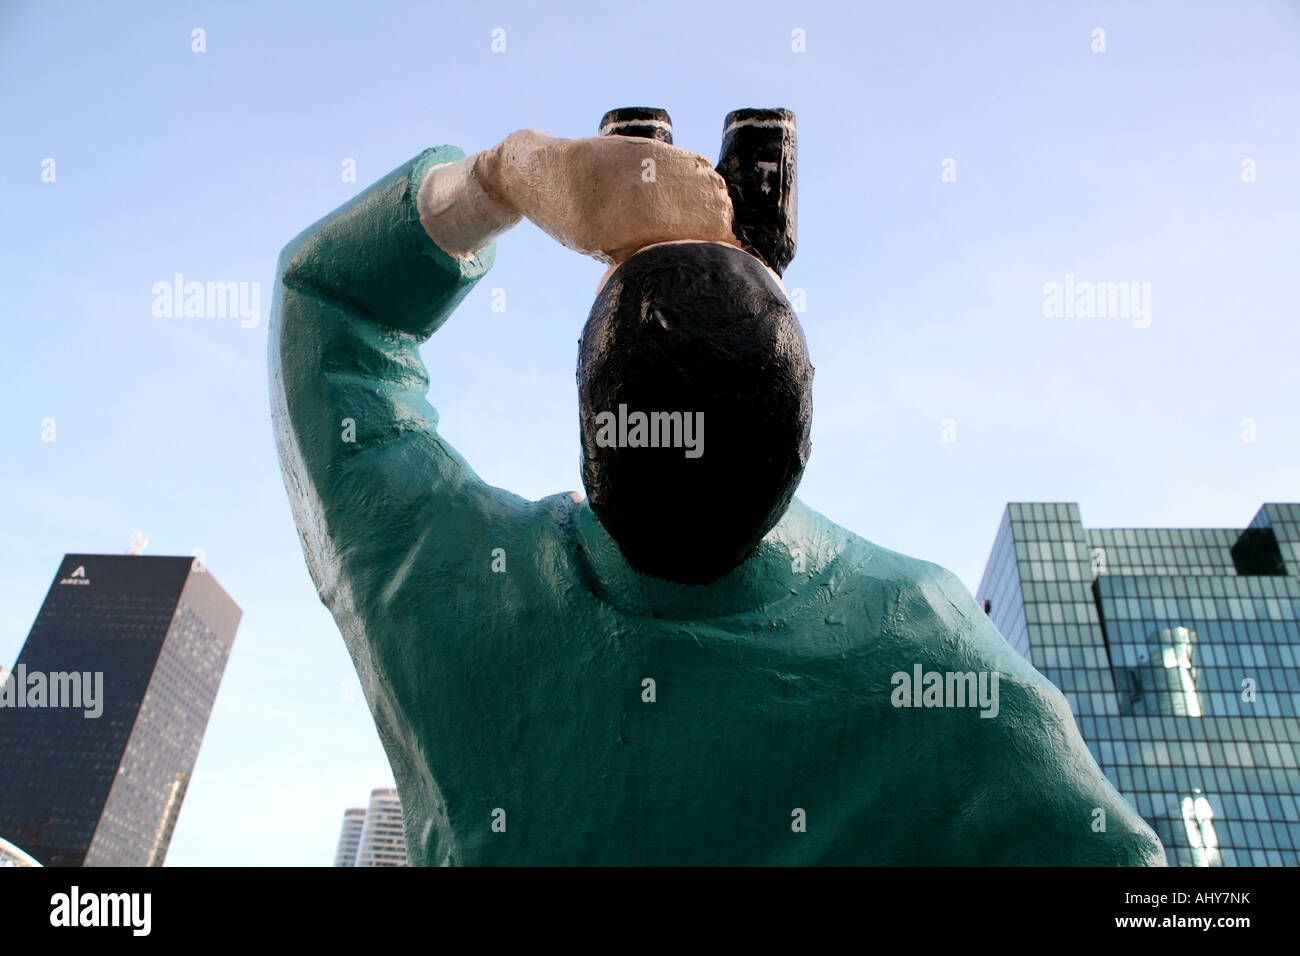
[269,145,523,624]
[923,566,1168,865]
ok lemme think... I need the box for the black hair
[577,241,813,584]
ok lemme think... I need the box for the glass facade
[977,503,1300,867]
[0,554,240,867]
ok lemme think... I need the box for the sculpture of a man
[270,109,1166,865]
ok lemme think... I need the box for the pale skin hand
[473,130,743,265]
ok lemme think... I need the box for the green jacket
[270,146,1166,866]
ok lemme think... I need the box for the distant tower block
[353,787,407,867]
[0,554,241,867]
[332,807,366,866]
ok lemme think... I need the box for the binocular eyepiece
[598,106,797,277]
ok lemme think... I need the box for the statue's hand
[473,130,741,265]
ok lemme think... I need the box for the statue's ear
[715,108,797,277]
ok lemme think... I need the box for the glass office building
[0,554,241,866]
[977,502,1300,866]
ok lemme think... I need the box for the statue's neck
[567,496,846,623]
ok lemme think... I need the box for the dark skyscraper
[977,503,1300,866]
[0,554,240,866]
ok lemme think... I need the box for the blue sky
[1,0,1296,865]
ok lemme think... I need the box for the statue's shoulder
[770,498,930,584]
[785,500,1080,733]
[779,500,1005,650]
[792,507,1164,863]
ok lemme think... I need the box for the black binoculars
[598,106,797,277]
